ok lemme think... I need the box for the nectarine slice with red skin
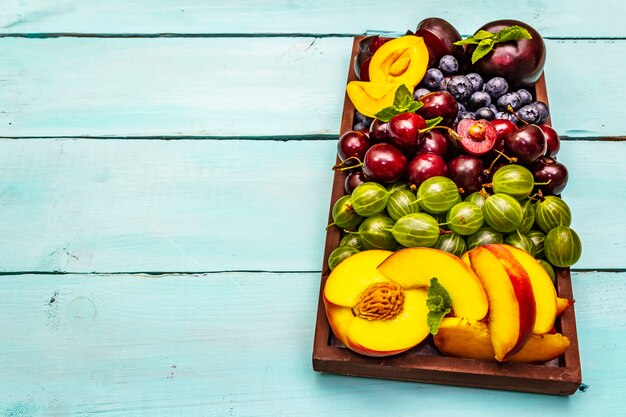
[468,245,536,361]
[556,297,574,316]
[377,247,488,321]
[505,245,558,334]
[434,317,570,363]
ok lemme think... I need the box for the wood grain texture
[1,38,625,138]
[0,271,622,416]
[0,0,624,37]
[0,138,621,272]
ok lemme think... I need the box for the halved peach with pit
[323,250,430,357]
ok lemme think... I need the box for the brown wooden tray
[312,36,582,395]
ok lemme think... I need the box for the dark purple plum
[415,17,463,68]
[465,20,546,86]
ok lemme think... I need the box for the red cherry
[362,143,408,184]
[388,112,427,150]
[538,124,560,157]
[406,152,447,188]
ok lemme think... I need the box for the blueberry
[517,105,541,124]
[413,88,431,100]
[439,77,451,91]
[532,101,550,124]
[457,102,466,113]
[465,73,484,92]
[353,122,367,131]
[484,77,509,99]
[439,55,459,75]
[475,107,495,121]
[457,111,475,120]
[468,91,491,110]
[422,68,444,90]
[488,104,498,113]
[497,92,522,111]
[495,112,518,123]
[355,111,373,126]
[447,75,473,103]
[517,89,533,105]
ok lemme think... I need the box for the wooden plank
[0,271,622,415]
[0,37,625,138]
[1,0,624,37]
[0,138,621,272]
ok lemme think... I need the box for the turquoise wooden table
[1,1,625,415]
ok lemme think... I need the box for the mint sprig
[374,84,424,122]
[426,277,453,335]
[454,25,532,64]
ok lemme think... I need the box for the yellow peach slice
[556,297,574,316]
[324,249,392,307]
[377,247,488,321]
[468,245,536,361]
[434,317,570,363]
[505,245,558,334]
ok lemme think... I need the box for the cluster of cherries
[338,89,568,199]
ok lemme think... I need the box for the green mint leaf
[374,106,400,123]
[405,100,424,113]
[497,25,532,43]
[425,116,443,128]
[426,277,453,335]
[427,310,447,335]
[471,38,495,64]
[397,94,415,111]
[393,84,413,108]
[454,30,497,46]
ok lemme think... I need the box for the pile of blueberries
[414,55,549,126]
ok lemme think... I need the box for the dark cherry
[406,152,447,189]
[344,170,367,194]
[388,112,427,150]
[354,54,371,82]
[362,143,408,184]
[531,156,569,195]
[337,130,371,165]
[456,119,497,156]
[417,91,459,127]
[465,20,546,86]
[447,155,485,195]
[415,17,463,68]
[489,119,518,156]
[416,130,449,158]
[369,118,390,143]
[538,124,560,157]
[504,124,547,164]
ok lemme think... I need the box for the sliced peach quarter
[324,249,392,308]
[377,247,488,321]
[369,35,429,88]
[323,250,430,357]
[467,245,536,361]
[345,81,399,118]
[433,317,494,361]
[556,297,574,316]
[433,317,570,363]
[505,245,558,334]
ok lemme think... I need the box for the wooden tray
[312,36,582,395]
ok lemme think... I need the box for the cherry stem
[439,229,452,235]
[482,182,493,188]
[529,189,545,202]
[507,105,529,126]
[485,149,518,175]
[421,126,463,142]
[332,156,363,171]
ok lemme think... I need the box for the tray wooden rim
[312,36,582,396]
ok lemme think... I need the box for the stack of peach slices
[323,245,572,363]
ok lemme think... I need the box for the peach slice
[505,245,558,334]
[345,81,399,118]
[467,245,536,361]
[377,247,488,321]
[323,250,430,357]
[556,297,575,316]
[434,317,570,363]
